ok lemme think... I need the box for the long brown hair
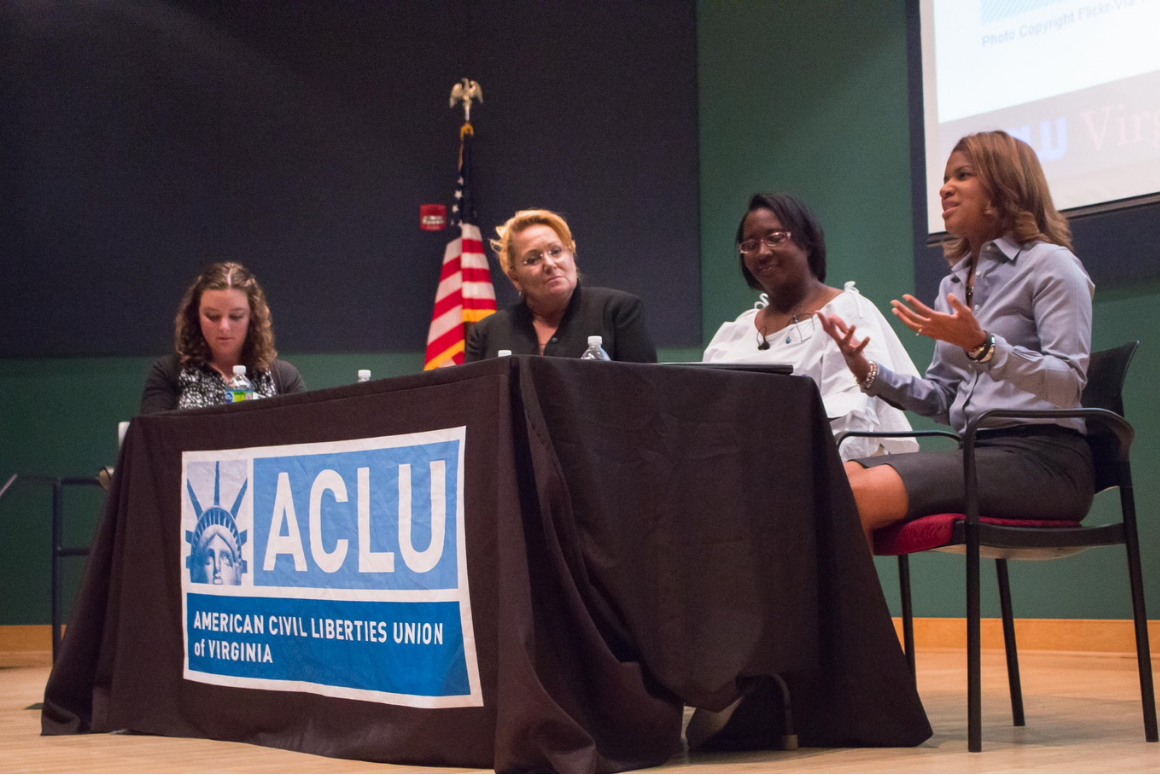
[174,262,277,371]
[943,130,1072,263]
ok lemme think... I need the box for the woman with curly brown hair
[819,130,1095,546]
[140,262,305,414]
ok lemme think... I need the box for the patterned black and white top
[176,362,278,410]
[140,354,306,414]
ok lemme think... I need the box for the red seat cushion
[873,513,1084,556]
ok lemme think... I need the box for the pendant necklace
[756,306,808,350]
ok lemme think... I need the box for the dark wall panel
[0,0,700,356]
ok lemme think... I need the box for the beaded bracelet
[858,361,879,391]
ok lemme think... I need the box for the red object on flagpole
[424,124,496,370]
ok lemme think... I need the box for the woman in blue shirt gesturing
[818,130,1095,546]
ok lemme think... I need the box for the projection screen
[919,0,1160,236]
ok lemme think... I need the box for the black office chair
[0,472,103,661]
[836,341,1157,752]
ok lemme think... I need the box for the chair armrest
[0,474,17,502]
[964,408,1133,458]
[0,473,106,504]
[834,428,960,451]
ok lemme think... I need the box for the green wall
[2,1,1157,626]
[697,0,1160,619]
[0,347,703,625]
[0,353,418,624]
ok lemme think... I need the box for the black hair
[736,192,827,289]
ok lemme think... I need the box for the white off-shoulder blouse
[703,282,921,461]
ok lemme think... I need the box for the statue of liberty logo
[185,461,248,585]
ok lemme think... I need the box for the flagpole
[423,80,496,370]
[451,79,480,166]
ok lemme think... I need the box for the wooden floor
[2,648,1157,773]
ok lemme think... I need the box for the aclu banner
[179,427,481,708]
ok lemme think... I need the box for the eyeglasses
[739,230,793,255]
[521,244,571,267]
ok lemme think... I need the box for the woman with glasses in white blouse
[703,192,920,461]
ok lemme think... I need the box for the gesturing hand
[816,312,872,383]
[890,294,987,351]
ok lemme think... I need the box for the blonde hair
[490,209,576,274]
[943,130,1072,263]
[175,262,277,372]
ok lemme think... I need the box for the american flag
[423,126,496,369]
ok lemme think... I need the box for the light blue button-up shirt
[869,235,1094,434]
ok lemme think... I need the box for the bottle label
[227,390,254,403]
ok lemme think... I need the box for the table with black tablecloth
[42,356,930,772]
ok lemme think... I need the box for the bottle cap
[358,369,371,379]
[587,336,603,346]
[233,365,246,375]
[497,349,512,357]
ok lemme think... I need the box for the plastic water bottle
[580,335,610,361]
[357,369,372,382]
[225,365,255,403]
[497,349,512,357]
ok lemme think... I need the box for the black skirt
[854,424,1095,521]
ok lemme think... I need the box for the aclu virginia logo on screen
[179,427,482,708]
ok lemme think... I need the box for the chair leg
[769,673,799,750]
[1120,486,1159,742]
[967,521,982,752]
[899,555,915,677]
[996,559,1025,726]
[51,478,63,663]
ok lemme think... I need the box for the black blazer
[464,283,657,363]
[139,353,306,414]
